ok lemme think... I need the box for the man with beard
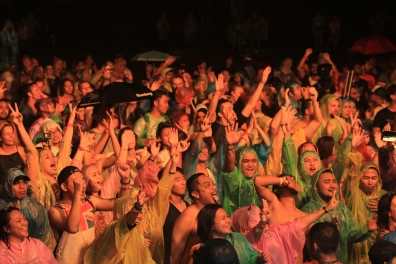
[0,98,11,121]
[170,173,219,264]
[302,168,377,264]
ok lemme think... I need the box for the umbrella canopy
[131,50,170,61]
[350,36,396,55]
[78,82,153,108]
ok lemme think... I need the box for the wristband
[120,179,131,185]
[227,144,235,150]
[134,202,142,211]
[121,183,131,189]
[213,91,221,97]
[66,123,74,128]
[322,206,329,214]
[279,177,285,185]
[78,146,89,151]
[131,207,141,214]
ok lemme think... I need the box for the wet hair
[156,122,173,139]
[197,204,223,243]
[301,99,312,116]
[316,136,334,160]
[297,142,318,156]
[0,207,22,251]
[386,84,396,103]
[272,174,296,198]
[59,78,73,96]
[307,222,340,257]
[150,89,169,108]
[186,173,206,200]
[378,192,396,230]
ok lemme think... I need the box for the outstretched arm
[297,48,312,79]
[241,67,271,117]
[303,88,323,140]
[224,123,240,173]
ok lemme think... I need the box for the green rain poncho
[296,151,323,208]
[222,146,262,216]
[302,168,372,264]
[0,168,56,251]
[312,94,343,152]
[344,152,387,264]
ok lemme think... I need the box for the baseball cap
[57,166,82,185]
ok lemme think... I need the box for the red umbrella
[350,36,396,55]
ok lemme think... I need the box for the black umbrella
[77,82,153,108]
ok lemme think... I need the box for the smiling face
[211,208,232,239]
[86,166,103,194]
[0,101,10,119]
[304,154,321,177]
[198,145,209,162]
[1,125,15,146]
[48,127,62,145]
[39,149,58,176]
[3,210,28,241]
[241,153,258,179]
[172,77,185,91]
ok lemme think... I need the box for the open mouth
[211,192,219,203]
[309,166,317,173]
[50,161,57,169]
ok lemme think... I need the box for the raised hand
[351,127,364,149]
[150,80,161,91]
[308,87,318,102]
[383,123,391,132]
[322,53,331,62]
[73,177,86,200]
[305,48,313,57]
[137,188,150,207]
[261,66,272,84]
[103,111,119,131]
[286,176,302,193]
[168,128,179,148]
[165,56,176,66]
[208,71,216,83]
[349,112,361,131]
[8,103,23,125]
[170,147,180,165]
[177,139,190,153]
[215,73,225,91]
[326,191,339,211]
[117,160,131,182]
[225,122,241,145]
[68,101,77,117]
[121,129,134,147]
[135,147,149,161]
[260,199,271,224]
[284,88,291,107]
[79,128,96,149]
[150,141,161,157]
[199,111,212,132]
[0,80,7,94]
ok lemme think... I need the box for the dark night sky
[1,0,396,71]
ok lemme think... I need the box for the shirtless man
[170,173,218,264]
[254,174,306,264]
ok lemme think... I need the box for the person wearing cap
[302,168,377,264]
[369,241,396,264]
[48,165,118,263]
[0,168,56,251]
[342,127,387,263]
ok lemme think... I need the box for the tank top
[0,146,25,196]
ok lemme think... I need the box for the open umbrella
[350,36,396,55]
[78,82,153,108]
[131,50,170,61]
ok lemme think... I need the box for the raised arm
[48,178,85,233]
[322,53,339,75]
[207,73,225,123]
[153,56,176,76]
[254,175,283,203]
[241,67,271,117]
[303,88,323,140]
[104,111,121,156]
[224,122,241,173]
[296,48,312,79]
[9,103,38,196]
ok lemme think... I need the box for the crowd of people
[1,41,396,264]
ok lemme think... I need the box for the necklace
[321,260,338,264]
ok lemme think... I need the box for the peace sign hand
[9,103,23,125]
[259,199,271,224]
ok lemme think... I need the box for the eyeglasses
[48,130,61,137]
[198,182,215,189]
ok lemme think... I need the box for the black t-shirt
[163,201,189,264]
[373,107,396,130]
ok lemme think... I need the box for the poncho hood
[320,94,340,121]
